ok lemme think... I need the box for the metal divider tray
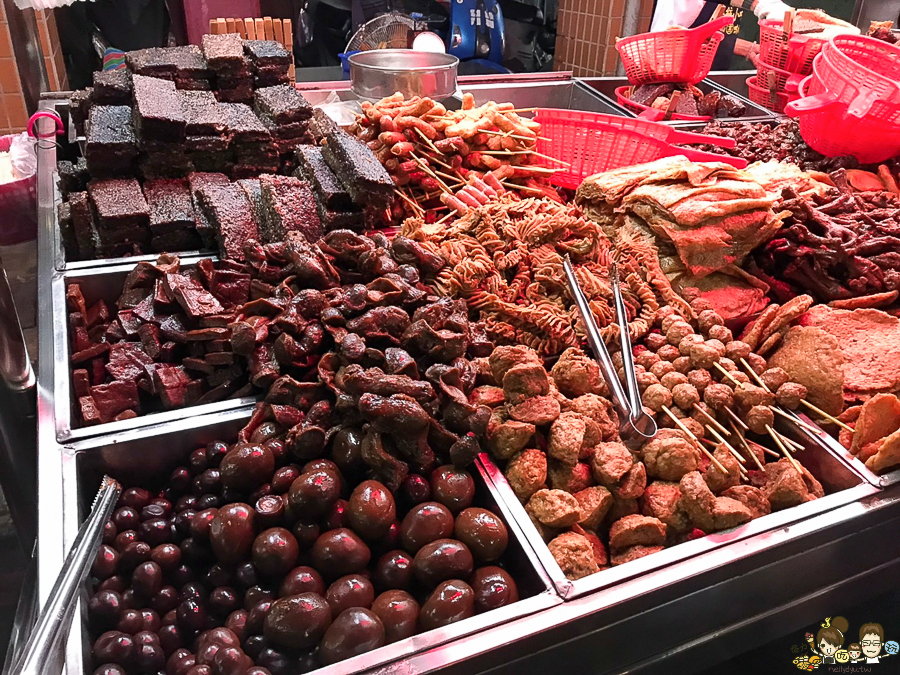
[577,76,775,123]
[52,259,258,443]
[53,408,560,675]
[478,413,874,599]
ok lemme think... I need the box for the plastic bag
[9,133,36,179]
[301,90,362,126]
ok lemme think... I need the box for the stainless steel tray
[577,76,775,123]
[53,259,257,443]
[457,78,630,116]
[705,70,757,102]
[53,409,560,675]
[479,415,872,599]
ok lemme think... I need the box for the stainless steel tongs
[11,476,121,675]
[563,255,657,446]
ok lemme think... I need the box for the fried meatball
[704,383,734,411]
[760,367,790,393]
[657,344,681,362]
[746,405,774,435]
[692,298,714,313]
[574,486,614,530]
[745,352,767,374]
[727,371,751,386]
[489,345,542,384]
[678,334,705,356]
[547,532,600,580]
[672,383,700,410]
[697,310,724,334]
[611,351,625,371]
[490,420,536,460]
[659,311,681,334]
[611,544,666,566]
[725,340,752,361]
[635,350,661,371]
[641,430,700,481]
[642,383,673,413]
[666,321,695,346]
[679,471,752,532]
[689,342,720,369]
[550,347,604,398]
[660,371,689,390]
[509,395,561,426]
[721,485,771,519]
[590,442,634,486]
[570,394,619,443]
[613,462,647,500]
[526,489,580,528]
[718,357,737,372]
[680,418,705,441]
[681,287,702,303]
[687,369,712,392]
[708,324,733,344]
[672,356,692,374]
[703,447,741,493]
[775,382,807,410]
[640,481,690,533]
[734,383,775,410]
[644,332,668,351]
[637,371,660,393]
[650,360,676,379]
[506,449,547,502]
[607,496,640,522]
[548,412,587,466]
[503,363,550,405]
[763,459,809,511]
[609,514,667,550]
[548,460,593,493]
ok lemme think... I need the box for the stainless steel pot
[349,49,459,101]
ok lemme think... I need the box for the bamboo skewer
[509,164,562,174]
[692,404,731,436]
[705,425,746,465]
[713,361,740,385]
[434,169,464,185]
[767,424,804,473]
[479,149,572,166]
[501,181,546,195]
[482,129,551,142]
[434,210,456,225]
[730,420,766,471]
[740,358,770,391]
[771,406,822,435]
[800,399,854,433]
[410,153,452,194]
[413,127,444,155]
[724,406,750,432]
[395,189,424,215]
[662,405,728,474]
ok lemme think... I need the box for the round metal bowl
[349,50,459,101]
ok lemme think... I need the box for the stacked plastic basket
[747,19,829,113]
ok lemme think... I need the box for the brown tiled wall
[555,0,655,75]
[0,5,67,135]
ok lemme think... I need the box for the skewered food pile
[401,194,688,356]
[349,93,562,222]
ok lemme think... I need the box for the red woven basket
[0,135,37,246]
[615,16,732,85]
[746,76,796,113]
[758,19,829,74]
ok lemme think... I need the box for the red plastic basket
[756,61,803,94]
[758,19,829,74]
[786,76,900,163]
[533,108,747,188]
[801,66,900,126]
[814,35,900,117]
[0,135,37,246]
[615,16,732,85]
[746,76,796,113]
[614,86,711,121]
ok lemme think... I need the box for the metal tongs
[563,255,657,446]
[11,476,121,675]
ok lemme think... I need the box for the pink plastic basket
[615,86,711,121]
[814,35,900,117]
[746,76,795,113]
[756,61,803,94]
[533,108,746,188]
[615,16,731,85]
[758,19,828,74]
[0,135,37,246]
[786,76,900,163]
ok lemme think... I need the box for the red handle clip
[27,110,64,139]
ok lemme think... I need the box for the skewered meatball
[691,402,715,423]
[746,405,775,435]
[642,384,673,413]
[697,310,724,334]
[672,356,692,374]
[689,342,720,369]
[704,383,734,411]
[612,352,625,371]
[718,357,737,372]
[687,369,712,392]
[659,312,681,334]
[730,372,752,386]
[776,382,807,410]
[657,345,680,362]
[681,418,705,441]
[678,334,704,356]
[650,361,675,379]
[734,383,775,410]
[637,371,660,393]
[681,287,702,303]
[745,353,767,374]
[705,340,726,359]
[692,299,714,313]
[708,325,733,344]
[660,372,688,390]
[672,383,700,410]
[635,351,661,370]
[725,341,752,361]
[760,368,790,393]
[645,333,668,351]
[666,322,694,346]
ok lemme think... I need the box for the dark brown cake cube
[127,47,178,78]
[85,105,138,173]
[68,191,96,257]
[88,178,149,229]
[144,178,194,231]
[201,33,245,69]
[295,145,352,210]
[69,88,93,136]
[220,103,270,142]
[321,126,394,208]
[195,182,259,261]
[91,69,133,105]
[243,40,292,66]
[179,90,226,136]
[258,173,322,244]
[170,45,212,78]
[132,74,186,141]
[253,84,312,124]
